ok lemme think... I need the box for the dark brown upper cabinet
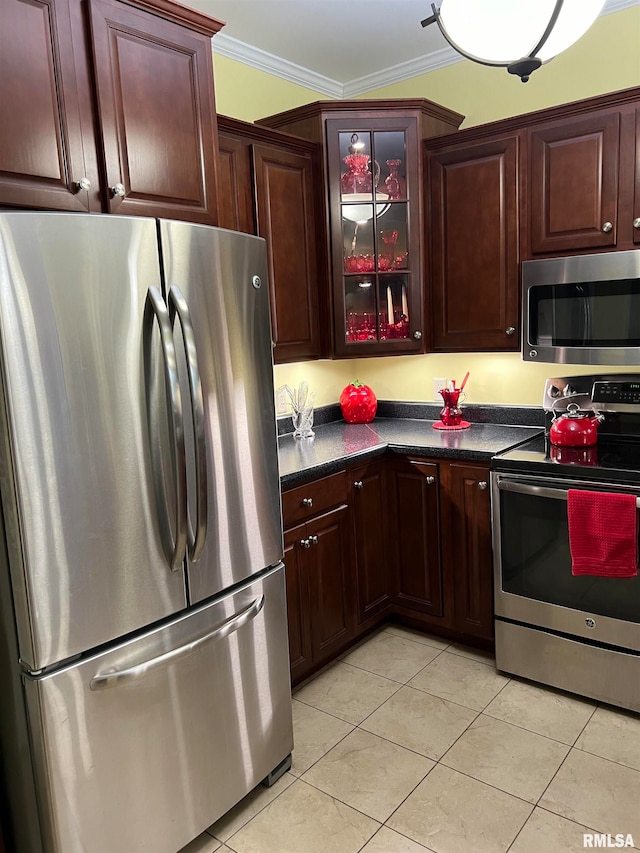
[524,89,640,256]
[426,133,520,351]
[0,0,98,212]
[258,99,464,358]
[528,110,621,254]
[217,117,327,363]
[1,0,222,224]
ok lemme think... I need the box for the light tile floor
[184,624,640,853]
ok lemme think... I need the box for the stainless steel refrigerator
[0,212,293,853]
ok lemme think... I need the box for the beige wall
[213,6,640,408]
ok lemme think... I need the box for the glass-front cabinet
[256,99,464,359]
[327,117,423,356]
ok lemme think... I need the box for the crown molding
[343,47,462,98]
[213,1,639,100]
[212,34,343,98]
[602,0,639,14]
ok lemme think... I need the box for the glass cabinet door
[327,117,423,356]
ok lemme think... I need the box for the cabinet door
[252,144,322,363]
[0,0,95,211]
[217,134,255,233]
[447,463,493,640]
[88,0,218,224]
[529,111,620,254]
[283,525,313,683]
[306,506,355,661]
[326,117,424,358]
[351,461,391,624]
[428,135,520,351]
[391,460,443,616]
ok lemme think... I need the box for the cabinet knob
[75,177,91,192]
[111,183,126,198]
[302,497,313,508]
[300,538,311,549]
[413,331,422,340]
[505,327,516,336]
[425,476,435,485]
[309,535,319,545]
[602,221,613,233]
[478,481,488,490]
[353,480,363,489]
[634,218,640,230]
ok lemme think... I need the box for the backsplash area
[273,353,639,409]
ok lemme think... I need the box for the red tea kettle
[550,403,603,447]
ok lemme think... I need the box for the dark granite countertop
[278,417,543,487]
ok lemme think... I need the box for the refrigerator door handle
[89,594,265,691]
[144,287,188,571]
[168,284,208,563]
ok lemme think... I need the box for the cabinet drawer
[282,471,348,527]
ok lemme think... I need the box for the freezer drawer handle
[90,594,265,691]
[497,479,640,506]
[144,287,188,571]
[168,285,208,563]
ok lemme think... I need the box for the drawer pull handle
[354,480,363,489]
[602,221,613,233]
[90,595,265,690]
[301,538,311,548]
[302,497,313,507]
[309,535,319,545]
[478,481,488,490]
[425,476,435,485]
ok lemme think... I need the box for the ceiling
[190,0,637,98]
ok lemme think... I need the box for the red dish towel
[568,490,638,577]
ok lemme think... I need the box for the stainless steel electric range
[492,374,640,712]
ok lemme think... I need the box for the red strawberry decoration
[339,381,377,424]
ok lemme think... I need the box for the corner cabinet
[217,117,327,363]
[0,0,222,224]
[326,117,425,356]
[257,99,464,358]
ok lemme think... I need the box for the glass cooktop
[493,434,640,486]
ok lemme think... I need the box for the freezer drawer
[24,565,292,853]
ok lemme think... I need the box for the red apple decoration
[340,381,377,424]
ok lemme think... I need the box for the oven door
[492,472,640,651]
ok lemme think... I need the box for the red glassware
[439,388,464,426]
[384,159,405,200]
[341,153,372,195]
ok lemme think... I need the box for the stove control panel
[592,381,640,406]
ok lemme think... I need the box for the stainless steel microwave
[522,249,640,365]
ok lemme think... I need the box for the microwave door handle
[89,595,265,690]
[144,287,188,571]
[168,285,208,563]
[497,480,640,507]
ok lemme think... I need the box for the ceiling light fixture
[421,0,606,82]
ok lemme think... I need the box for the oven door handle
[497,479,640,506]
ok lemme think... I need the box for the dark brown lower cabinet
[283,524,313,684]
[446,462,494,640]
[389,458,444,617]
[350,460,392,625]
[282,494,355,684]
[282,454,494,682]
